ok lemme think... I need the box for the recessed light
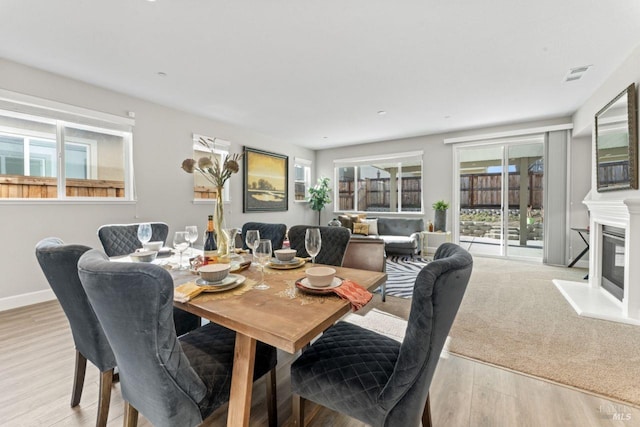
[323,136,328,139]
[157,71,167,77]
[377,110,387,116]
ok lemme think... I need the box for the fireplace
[553,198,640,325]
[601,226,625,301]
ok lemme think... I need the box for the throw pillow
[338,215,354,231]
[361,218,378,235]
[353,222,370,235]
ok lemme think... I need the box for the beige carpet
[447,257,640,407]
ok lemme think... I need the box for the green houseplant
[308,177,332,226]
[432,200,449,232]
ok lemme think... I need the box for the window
[294,157,312,202]
[0,90,133,200]
[334,151,423,213]
[191,134,230,201]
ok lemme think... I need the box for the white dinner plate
[298,277,343,290]
[196,276,246,293]
[196,274,243,287]
[270,257,300,265]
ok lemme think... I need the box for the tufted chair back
[97,222,169,257]
[380,243,473,425]
[78,249,207,426]
[240,222,287,251]
[35,238,116,426]
[288,225,351,266]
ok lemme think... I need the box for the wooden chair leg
[422,393,432,427]
[266,368,277,427]
[71,350,87,407]
[292,393,305,427]
[124,401,138,427]
[96,369,114,427]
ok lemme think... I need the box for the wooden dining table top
[172,256,387,354]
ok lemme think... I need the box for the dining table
[168,252,387,427]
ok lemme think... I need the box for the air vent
[564,65,592,82]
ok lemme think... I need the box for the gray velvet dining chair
[241,222,287,251]
[97,222,200,336]
[97,222,169,257]
[77,249,278,427]
[288,225,351,266]
[290,243,473,427]
[35,237,116,427]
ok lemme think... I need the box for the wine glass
[253,239,272,290]
[185,226,198,256]
[305,228,322,264]
[137,223,152,247]
[173,231,190,270]
[226,228,240,259]
[245,230,260,254]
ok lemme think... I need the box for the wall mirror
[595,83,638,192]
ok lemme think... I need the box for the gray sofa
[339,215,424,256]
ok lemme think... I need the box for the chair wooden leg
[71,350,87,407]
[422,393,432,427]
[123,401,138,427]
[96,369,114,427]
[292,394,305,427]
[266,368,277,427]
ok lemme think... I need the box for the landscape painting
[243,147,288,212]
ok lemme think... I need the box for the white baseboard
[0,289,56,312]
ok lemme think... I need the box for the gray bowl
[130,250,158,263]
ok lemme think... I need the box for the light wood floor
[1,300,638,426]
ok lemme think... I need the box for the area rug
[448,257,640,407]
[383,255,428,298]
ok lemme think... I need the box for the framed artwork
[243,147,288,212]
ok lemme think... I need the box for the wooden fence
[460,172,543,208]
[0,175,125,198]
[338,177,421,211]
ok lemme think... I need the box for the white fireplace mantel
[554,197,640,325]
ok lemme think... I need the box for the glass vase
[214,186,229,258]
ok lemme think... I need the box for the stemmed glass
[226,228,240,259]
[185,226,198,256]
[173,231,190,270]
[245,230,260,254]
[137,223,152,247]
[253,239,272,290]
[305,228,322,264]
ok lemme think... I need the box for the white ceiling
[1,1,640,149]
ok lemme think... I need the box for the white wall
[0,59,316,308]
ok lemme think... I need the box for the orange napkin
[331,280,372,311]
[174,282,204,303]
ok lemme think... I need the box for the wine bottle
[204,215,217,263]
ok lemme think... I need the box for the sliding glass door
[456,138,544,260]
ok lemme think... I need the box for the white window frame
[333,150,424,214]
[191,133,232,203]
[293,157,312,203]
[0,89,134,204]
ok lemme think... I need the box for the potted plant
[432,200,449,232]
[308,177,332,226]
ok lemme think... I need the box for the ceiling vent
[564,65,591,82]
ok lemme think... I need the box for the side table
[421,231,452,257]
